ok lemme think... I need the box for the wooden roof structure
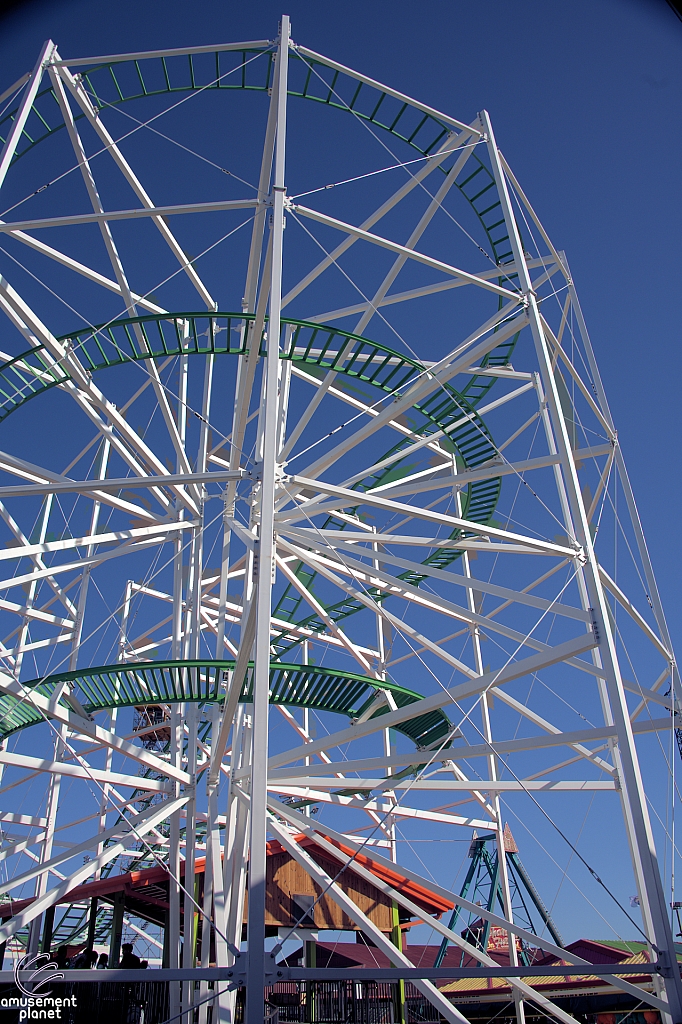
[0,831,453,934]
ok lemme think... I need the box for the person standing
[120,943,141,969]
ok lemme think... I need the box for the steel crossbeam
[0,30,676,1024]
[0,198,258,233]
[293,204,522,300]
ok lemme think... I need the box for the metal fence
[0,980,169,1024]
[264,980,398,1023]
[0,979,448,1024]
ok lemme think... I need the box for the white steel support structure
[247,16,289,1018]
[480,109,682,1022]
[0,23,677,1024]
[0,40,54,193]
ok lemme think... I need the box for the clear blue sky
[0,0,679,625]
[0,0,680,948]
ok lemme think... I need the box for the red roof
[0,832,451,920]
[281,942,517,971]
[303,833,454,915]
[280,940,668,1002]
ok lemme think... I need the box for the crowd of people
[54,942,148,970]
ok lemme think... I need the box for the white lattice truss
[0,19,677,1024]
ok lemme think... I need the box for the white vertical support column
[199,699,222,1024]
[246,15,289,1022]
[456,481,525,1024]
[223,42,279,524]
[222,710,251,1024]
[181,621,198,1020]
[491,767,525,1024]
[481,109,682,1023]
[26,723,65,957]
[169,397,186,1022]
[560,253,680,706]
[71,439,110,670]
[373,529,397,862]
[182,527,201,1019]
[277,323,293,458]
[181,699,198,1023]
[196,348,215,1024]
[180,524,201,1019]
[198,352,215,497]
[118,580,133,663]
[23,492,57,958]
[95,590,127,890]
[0,40,54,193]
[14,494,53,682]
[215,498,233,659]
[175,340,197,1023]
[302,641,311,819]
[168,696,182,1021]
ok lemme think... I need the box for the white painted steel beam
[54,40,273,66]
[307,257,559,323]
[0,41,55,193]
[3,224,165,313]
[268,635,599,769]
[362,445,613,500]
[0,198,258,233]
[0,527,196,593]
[0,451,158,519]
[280,526,589,621]
[0,811,47,827]
[269,778,616,791]
[0,795,189,944]
[0,672,190,783]
[0,71,31,108]
[293,45,482,136]
[0,750,173,791]
[280,475,578,557]
[292,204,521,300]
[275,553,374,674]
[246,17,289,1016]
[0,468,247,500]
[0,598,73,627]
[599,566,672,661]
[266,809,471,1024]
[0,519,196,563]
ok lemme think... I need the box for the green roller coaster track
[0,45,516,270]
[0,42,525,953]
[0,311,518,432]
[3,657,456,947]
[0,47,525,656]
[0,658,455,749]
[0,310,518,654]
